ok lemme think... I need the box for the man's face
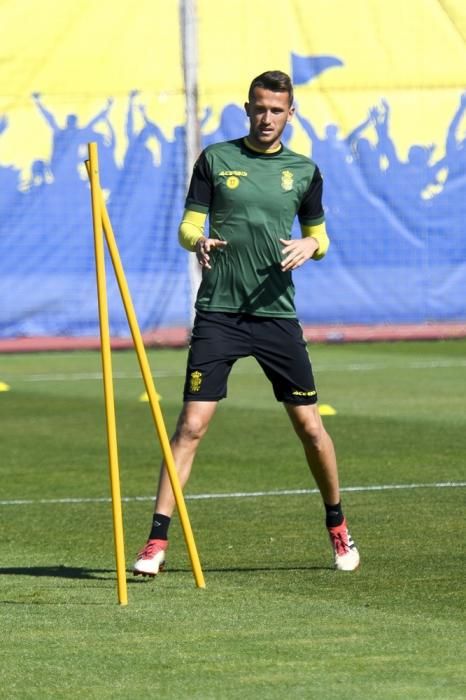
[245,87,294,150]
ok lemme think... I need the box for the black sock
[148,513,171,541]
[325,501,344,528]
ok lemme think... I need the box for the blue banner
[0,1,465,337]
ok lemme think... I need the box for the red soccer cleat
[133,538,168,577]
[327,518,360,571]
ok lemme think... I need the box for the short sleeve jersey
[186,138,325,318]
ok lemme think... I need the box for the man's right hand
[195,237,227,269]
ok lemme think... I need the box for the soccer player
[133,70,360,576]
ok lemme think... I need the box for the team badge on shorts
[189,370,203,393]
[281,170,294,191]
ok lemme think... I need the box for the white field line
[6,358,466,383]
[0,481,465,507]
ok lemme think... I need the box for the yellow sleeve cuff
[178,209,208,252]
[301,222,330,260]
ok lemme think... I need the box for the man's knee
[288,405,327,451]
[302,421,326,451]
[174,403,214,444]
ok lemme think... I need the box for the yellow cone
[319,404,337,416]
[139,391,162,402]
[0,381,10,392]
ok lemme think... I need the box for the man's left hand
[280,237,319,271]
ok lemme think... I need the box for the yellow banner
[0,0,465,175]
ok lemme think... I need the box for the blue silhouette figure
[0,115,21,223]
[444,92,466,183]
[295,106,373,172]
[79,109,118,191]
[122,91,158,174]
[31,159,52,187]
[31,93,115,187]
[107,92,192,327]
[110,91,163,251]
[294,105,378,234]
[138,102,186,254]
[137,100,212,211]
[22,159,53,191]
[296,100,427,267]
[349,107,391,190]
[111,93,183,275]
[373,100,446,211]
[203,104,249,147]
[427,92,466,267]
[139,103,184,172]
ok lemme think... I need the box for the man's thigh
[183,311,250,401]
[252,317,318,404]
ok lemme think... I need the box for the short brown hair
[248,71,294,106]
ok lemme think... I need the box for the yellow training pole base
[88,143,128,606]
[85,148,205,591]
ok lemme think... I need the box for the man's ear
[287,106,295,122]
[244,101,250,116]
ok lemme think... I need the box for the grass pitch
[1,340,465,698]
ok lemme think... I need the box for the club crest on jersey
[281,170,294,191]
[189,370,203,393]
[226,175,240,189]
[219,170,247,190]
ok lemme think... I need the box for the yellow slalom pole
[85,155,205,589]
[88,143,128,606]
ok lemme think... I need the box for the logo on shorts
[292,389,316,397]
[189,370,203,393]
[281,170,294,191]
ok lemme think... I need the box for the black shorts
[183,311,318,404]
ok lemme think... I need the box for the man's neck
[244,136,282,154]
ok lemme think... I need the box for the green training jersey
[186,138,325,317]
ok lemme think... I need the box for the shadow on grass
[159,564,334,574]
[0,563,333,582]
[0,565,115,581]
